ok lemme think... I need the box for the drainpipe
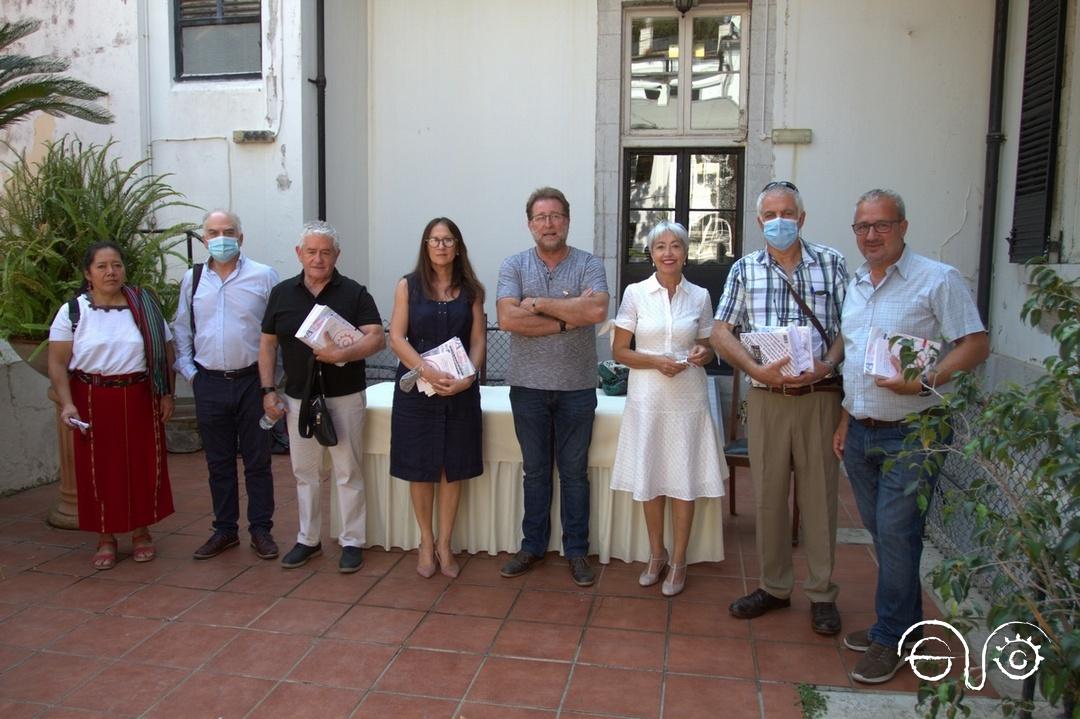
[308,0,327,220]
[976,0,1009,326]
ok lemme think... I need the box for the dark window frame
[174,0,262,82]
[619,145,744,318]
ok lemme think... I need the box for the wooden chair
[724,366,801,545]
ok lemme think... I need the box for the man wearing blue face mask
[173,209,281,562]
[711,181,849,636]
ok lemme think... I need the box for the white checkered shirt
[841,247,985,421]
[713,239,848,358]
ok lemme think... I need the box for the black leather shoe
[811,602,842,635]
[193,533,239,560]
[728,588,791,619]
[500,550,542,578]
[339,546,363,574]
[250,533,279,560]
[281,542,322,568]
[569,557,595,587]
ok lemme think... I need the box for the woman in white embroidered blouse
[609,221,727,596]
[47,242,176,571]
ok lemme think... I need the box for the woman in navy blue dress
[389,217,485,578]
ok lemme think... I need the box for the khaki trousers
[285,391,367,548]
[746,387,841,603]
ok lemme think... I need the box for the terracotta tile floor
[0,452,995,718]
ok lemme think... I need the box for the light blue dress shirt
[172,254,279,382]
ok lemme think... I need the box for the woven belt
[196,363,259,380]
[72,370,148,388]
[756,376,843,397]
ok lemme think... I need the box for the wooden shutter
[1009,0,1068,262]
[177,0,261,24]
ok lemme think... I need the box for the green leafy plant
[0,19,113,129]
[795,682,828,719]
[0,136,193,347]
[902,264,1079,718]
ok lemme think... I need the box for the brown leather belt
[72,370,148,388]
[852,407,943,429]
[852,416,906,429]
[755,376,843,397]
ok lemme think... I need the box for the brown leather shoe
[193,533,239,560]
[810,602,842,635]
[728,588,791,619]
[250,533,279,560]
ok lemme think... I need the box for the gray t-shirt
[496,245,609,391]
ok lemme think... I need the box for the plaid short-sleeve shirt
[713,239,848,358]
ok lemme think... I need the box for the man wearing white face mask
[173,209,281,561]
[710,181,849,635]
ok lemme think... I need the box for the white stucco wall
[770,0,994,278]
[987,0,1080,376]
[0,0,143,165]
[323,0,369,284]
[0,0,146,493]
[363,0,600,318]
[142,0,311,281]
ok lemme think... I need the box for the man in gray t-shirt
[495,186,609,587]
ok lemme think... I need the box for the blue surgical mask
[207,236,240,263]
[762,218,799,251]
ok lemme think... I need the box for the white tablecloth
[332,382,725,564]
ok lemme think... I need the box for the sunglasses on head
[762,180,799,193]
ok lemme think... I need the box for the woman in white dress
[610,221,727,596]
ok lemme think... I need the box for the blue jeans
[193,370,274,537]
[843,420,945,647]
[509,386,597,558]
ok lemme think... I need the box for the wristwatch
[822,357,837,379]
[261,386,277,395]
[918,371,935,397]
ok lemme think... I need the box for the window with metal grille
[174,0,262,81]
[1008,0,1068,263]
[620,147,743,313]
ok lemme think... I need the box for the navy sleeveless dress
[390,273,483,482]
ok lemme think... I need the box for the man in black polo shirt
[259,220,385,573]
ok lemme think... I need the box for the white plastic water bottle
[259,403,284,430]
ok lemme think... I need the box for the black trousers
[192,370,274,536]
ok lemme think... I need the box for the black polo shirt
[262,269,382,398]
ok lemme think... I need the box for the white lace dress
[609,275,728,501]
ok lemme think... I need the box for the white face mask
[208,236,240,262]
[762,217,799,250]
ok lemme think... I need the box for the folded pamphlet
[295,304,365,367]
[863,326,941,379]
[740,325,814,387]
[416,336,476,396]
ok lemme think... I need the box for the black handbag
[298,357,338,447]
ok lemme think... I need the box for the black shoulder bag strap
[783,280,831,349]
[189,262,204,337]
[68,297,81,333]
[298,353,317,439]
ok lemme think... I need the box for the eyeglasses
[762,180,799,193]
[529,212,568,224]
[425,236,457,247]
[851,220,901,236]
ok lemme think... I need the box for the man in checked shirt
[711,181,848,636]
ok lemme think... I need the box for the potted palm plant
[0,136,193,370]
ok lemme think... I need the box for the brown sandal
[132,530,155,563]
[92,537,118,571]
